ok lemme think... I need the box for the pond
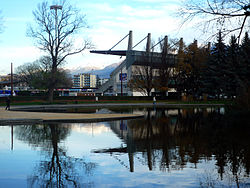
[0,107,250,187]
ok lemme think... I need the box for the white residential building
[73,73,97,88]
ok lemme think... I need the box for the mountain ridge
[69,63,119,78]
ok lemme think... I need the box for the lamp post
[50,5,62,53]
[120,68,123,96]
[11,63,13,96]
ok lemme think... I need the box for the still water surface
[0,107,249,188]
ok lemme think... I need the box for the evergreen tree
[236,32,250,109]
[184,40,199,96]
[240,32,250,88]
[175,39,209,98]
[202,31,227,97]
[185,40,208,97]
[225,35,240,97]
[175,38,188,96]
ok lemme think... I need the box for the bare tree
[27,0,92,102]
[128,38,178,96]
[16,60,44,88]
[179,0,250,42]
[128,50,157,96]
[16,56,72,89]
[128,64,156,96]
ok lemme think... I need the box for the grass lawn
[0,98,230,106]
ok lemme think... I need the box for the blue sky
[0,0,199,75]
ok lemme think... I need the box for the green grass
[164,100,231,105]
[0,99,231,106]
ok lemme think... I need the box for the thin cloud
[0,0,196,74]
[84,3,114,13]
[4,17,31,22]
[0,46,41,71]
[120,5,166,18]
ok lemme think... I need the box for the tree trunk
[147,90,151,96]
[48,87,54,103]
[48,63,57,103]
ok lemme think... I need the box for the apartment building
[73,73,97,88]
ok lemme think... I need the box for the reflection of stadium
[93,109,183,172]
[71,123,111,135]
[93,107,250,183]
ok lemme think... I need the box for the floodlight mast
[50,5,62,55]
[50,5,62,10]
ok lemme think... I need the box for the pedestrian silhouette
[5,96,10,110]
[153,96,156,105]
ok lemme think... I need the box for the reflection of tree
[145,109,153,171]
[15,124,69,148]
[125,107,250,185]
[15,124,96,187]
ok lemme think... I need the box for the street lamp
[11,63,13,96]
[50,5,62,52]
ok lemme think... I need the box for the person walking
[5,96,10,110]
[153,96,156,105]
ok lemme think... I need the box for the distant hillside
[70,63,119,78]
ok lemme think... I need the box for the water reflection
[94,107,250,187]
[14,124,97,187]
[4,107,250,187]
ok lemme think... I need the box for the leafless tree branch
[179,0,250,41]
[27,0,92,101]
